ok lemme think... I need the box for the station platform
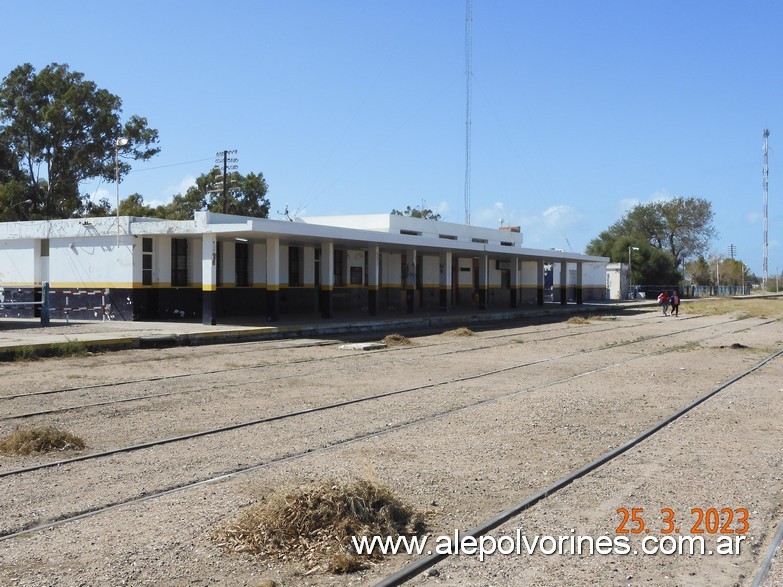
[0,300,659,359]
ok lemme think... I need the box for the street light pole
[628,246,639,299]
[8,198,32,219]
[115,137,129,245]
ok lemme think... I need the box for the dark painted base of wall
[0,285,608,321]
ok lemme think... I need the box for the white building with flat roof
[0,212,608,323]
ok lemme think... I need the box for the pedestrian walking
[670,290,680,316]
[657,291,669,316]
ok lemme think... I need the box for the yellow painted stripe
[49,282,135,289]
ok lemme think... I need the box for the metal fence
[0,283,113,326]
[630,284,750,300]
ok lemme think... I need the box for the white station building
[0,212,608,323]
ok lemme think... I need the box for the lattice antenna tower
[763,129,770,289]
[464,0,473,225]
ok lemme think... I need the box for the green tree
[391,205,441,220]
[0,139,33,220]
[81,197,112,217]
[118,193,167,218]
[587,196,716,269]
[164,168,270,220]
[684,255,713,285]
[715,257,747,287]
[205,170,270,217]
[588,235,680,285]
[0,63,159,219]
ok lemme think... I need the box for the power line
[127,157,214,174]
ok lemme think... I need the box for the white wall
[458,257,473,288]
[381,252,401,287]
[48,236,134,288]
[0,239,36,285]
[252,243,267,286]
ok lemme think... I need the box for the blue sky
[2,1,781,275]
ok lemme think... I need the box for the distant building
[606,262,628,300]
[0,212,608,323]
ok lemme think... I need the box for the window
[142,238,153,286]
[171,238,188,286]
[288,246,302,286]
[235,242,249,287]
[334,249,345,286]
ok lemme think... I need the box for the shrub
[0,426,86,455]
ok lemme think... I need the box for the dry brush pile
[214,478,427,574]
[0,425,86,455]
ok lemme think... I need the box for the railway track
[0,315,748,459]
[0,314,707,421]
[0,315,652,402]
[0,314,772,546]
[374,346,783,586]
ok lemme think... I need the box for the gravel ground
[0,306,782,587]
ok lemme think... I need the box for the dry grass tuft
[567,316,590,325]
[688,297,783,320]
[214,478,427,574]
[442,327,475,336]
[381,333,411,346]
[0,425,86,456]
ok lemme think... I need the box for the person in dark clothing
[670,290,680,317]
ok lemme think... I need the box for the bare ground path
[0,300,782,587]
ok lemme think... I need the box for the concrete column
[439,251,452,311]
[537,260,545,306]
[478,254,488,309]
[509,257,519,308]
[266,237,280,321]
[576,261,584,305]
[560,261,568,305]
[405,248,416,313]
[367,245,379,316]
[320,241,334,318]
[202,234,217,325]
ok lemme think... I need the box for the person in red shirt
[657,291,670,316]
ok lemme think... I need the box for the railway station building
[0,212,608,323]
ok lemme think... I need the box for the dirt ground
[1,299,782,587]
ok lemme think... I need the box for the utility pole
[763,129,769,289]
[213,150,238,214]
[728,244,736,259]
[464,0,472,226]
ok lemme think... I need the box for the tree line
[1,64,747,287]
[0,63,270,221]
[586,196,755,287]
